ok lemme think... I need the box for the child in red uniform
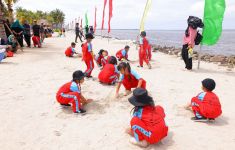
[82,33,95,78]
[139,31,151,69]
[115,62,146,98]
[98,56,119,85]
[32,36,41,48]
[189,78,222,121]
[65,42,76,57]
[56,70,93,114]
[116,45,130,61]
[126,88,168,148]
[147,44,152,61]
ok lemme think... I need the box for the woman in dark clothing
[11,20,24,47]
[23,20,31,47]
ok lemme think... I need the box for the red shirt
[82,42,93,61]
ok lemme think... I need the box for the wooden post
[197,45,202,69]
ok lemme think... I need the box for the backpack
[195,31,203,45]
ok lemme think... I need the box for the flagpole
[197,45,202,69]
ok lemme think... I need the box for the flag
[85,12,89,27]
[202,0,226,45]
[140,0,152,32]
[108,0,113,33]
[80,18,83,28]
[94,7,97,33]
[101,0,108,30]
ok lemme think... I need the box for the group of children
[58,31,222,148]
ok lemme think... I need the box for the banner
[101,0,108,30]
[202,0,226,45]
[140,0,152,32]
[108,0,113,33]
[94,7,97,33]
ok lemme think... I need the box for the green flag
[85,12,89,27]
[202,0,226,45]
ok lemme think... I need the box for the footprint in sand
[173,104,193,118]
[54,130,61,136]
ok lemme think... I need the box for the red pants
[131,107,168,144]
[122,79,146,91]
[84,59,94,77]
[147,46,152,61]
[139,50,149,67]
[57,92,81,113]
[32,36,41,47]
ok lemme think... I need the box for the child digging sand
[115,62,146,98]
[187,78,222,121]
[116,45,130,61]
[126,88,168,148]
[65,42,77,57]
[56,70,93,114]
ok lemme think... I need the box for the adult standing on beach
[75,23,83,43]
[32,20,41,48]
[11,20,24,48]
[23,20,31,47]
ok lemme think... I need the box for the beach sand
[0,32,235,150]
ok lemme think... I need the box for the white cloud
[14,0,235,29]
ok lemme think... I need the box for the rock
[209,55,226,62]
[228,56,235,65]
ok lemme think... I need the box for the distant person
[98,56,119,85]
[65,42,77,57]
[75,23,83,43]
[56,70,93,114]
[40,23,45,42]
[116,45,130,61]
[11,20,24,48]
[82,33,95,78]
[182,16,204,70]
[23,20,31,47]
[32,20,41,48]
[126,88,168,148]
[115,62,146,98]
[187,78,222,121]
[89,26,94,34]
[138,31,151,69]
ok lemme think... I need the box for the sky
[14,0,235,30]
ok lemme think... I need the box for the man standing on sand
[23,20,31,47]
[75,23,83,43]
[32,20,41,48]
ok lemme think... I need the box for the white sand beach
[0,32,235,150]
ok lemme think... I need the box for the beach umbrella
[140,0,152,32]
[198,0,226,69]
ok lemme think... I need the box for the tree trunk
[6,0,14,23]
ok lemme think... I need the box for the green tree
[4,0,19,22]
[50,9,65,28]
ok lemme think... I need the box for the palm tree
[4,0,19,22]
[50,9,65,28]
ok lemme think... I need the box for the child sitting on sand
[126,88,168,148]
[65,42,77,57]
[82,33,95,78]
[98,56,119,85]
[188,78,222,121]
[95,49,109,68]
[56,70,93,114]
[115,62,146,98]
[116,45,130,61]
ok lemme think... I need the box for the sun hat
[128,88,154,107]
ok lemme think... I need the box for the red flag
[108,0,113,33]
[94,7,97,33]
[101,0,108,30]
